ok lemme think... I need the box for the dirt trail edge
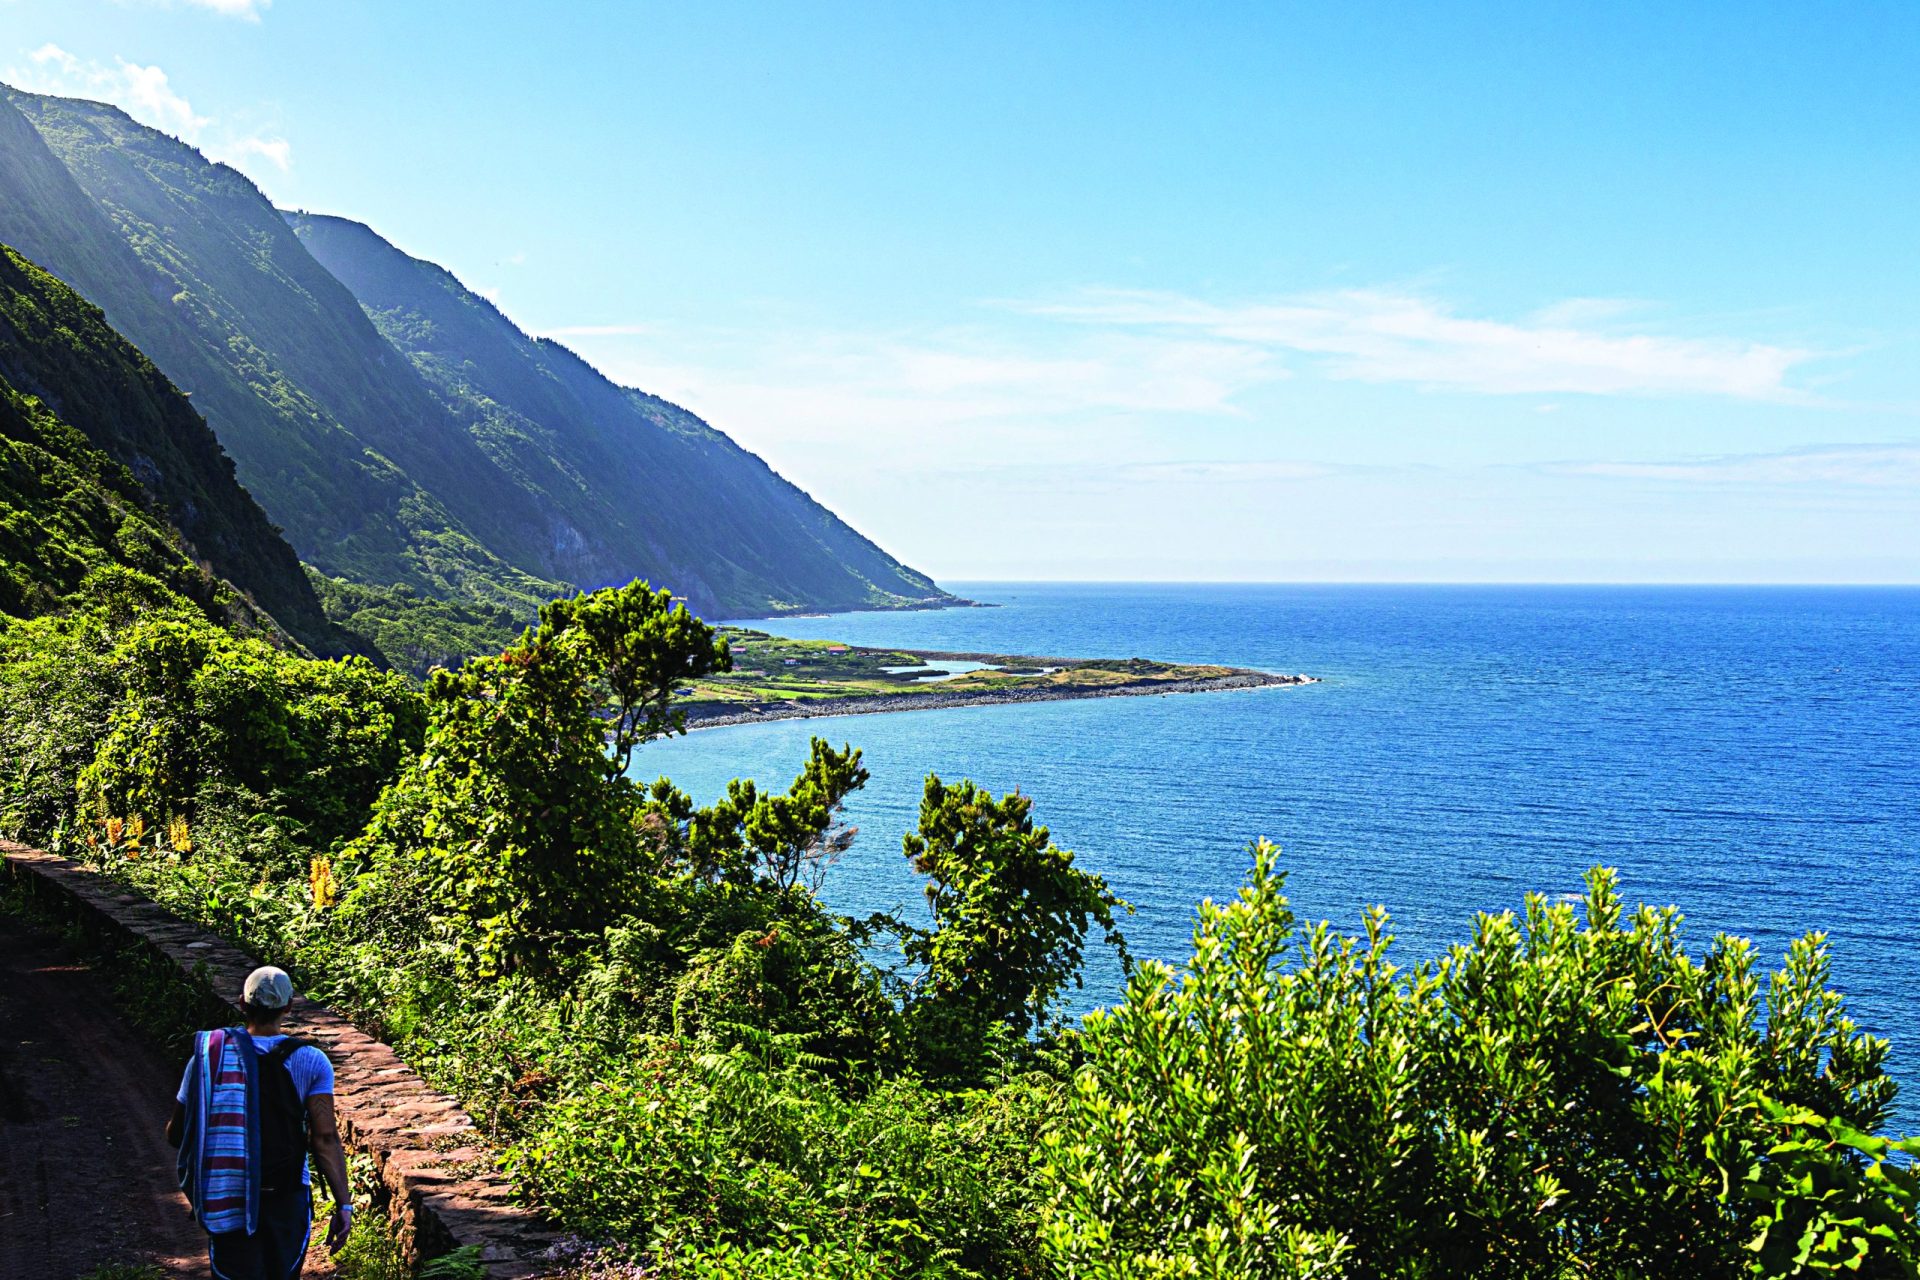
[0,912,206,1279]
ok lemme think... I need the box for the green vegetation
[0,573,419,852]
[0,86,572,616]
[0,373,245,628]
[306,571,524,675]
[1045,842,1918,1278]
[0,242,338,649]
[1,563,1914,1279]
[679,627,1253,717]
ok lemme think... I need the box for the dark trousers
[207,1183,311,1280]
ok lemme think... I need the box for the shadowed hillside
[0,244,293,639]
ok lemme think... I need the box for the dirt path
[0,913,206,1280]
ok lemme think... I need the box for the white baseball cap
[242,965,294,1010]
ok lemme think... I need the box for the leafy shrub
[508,1040,1054,1278]
[0,580,421,850]
[347,580,728,975]
[1041,840,1918,1279]
[903,776,1130,1080]
[10,574,1916,1280]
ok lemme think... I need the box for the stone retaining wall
[1,842,560,1278]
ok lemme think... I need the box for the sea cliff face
[287,211,955,619]
[0,86,957,624]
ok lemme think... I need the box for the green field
[678,627,1253,713]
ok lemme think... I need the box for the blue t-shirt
[177,1033,335,1186]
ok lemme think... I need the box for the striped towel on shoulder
[176,1027,262,1235]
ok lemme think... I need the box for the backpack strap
[263,1037,313,1069]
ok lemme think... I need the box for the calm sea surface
[638,584,1920,1128]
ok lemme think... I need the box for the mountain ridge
[0,87,569,615]
[286,210,950,619]
[0,84,957,630]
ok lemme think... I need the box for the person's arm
[307,1094,355,1253]
[167,1056,192,1148]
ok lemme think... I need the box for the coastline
[682,670,1318,731]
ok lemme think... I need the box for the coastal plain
[676,626,1317,728]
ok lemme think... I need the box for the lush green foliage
[0,244,313,639]
[0,88,571,620]
[306,570,524,676]
[0,233,342,650]
[1041,840,1918,1279]
[0,577,421,852]
[349,581,727,973]
[0,381,235,626]
[3,572,1913,1279]
[904,777,1130,1076]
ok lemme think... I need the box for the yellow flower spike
[309,856,339,909]
[167,815,193,855]
[126,814,146,844]
[104,815,124,846]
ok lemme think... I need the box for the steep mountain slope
[0,114,345,647]
[0,244,281,635]
[0,87,565,615]
[0,241,349,647]
[0,82,955,626]
[288,212,951,617]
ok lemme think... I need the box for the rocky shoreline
[683,670,1318,731]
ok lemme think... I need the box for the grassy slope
[0,254,279,635]
[287,211,955,619]
[305,569,524,674]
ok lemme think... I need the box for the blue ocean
[639,584,1920,1127]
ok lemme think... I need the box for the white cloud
[1525,297,1652,328]
[22,44,209,138]
[214,133,291,171]
[546,323,661,338]
[1118,459,1332,483]
[1551,444,1920,487]
[565,326,1276,459]
[1028,288,1815,402]
[8,45,290,180]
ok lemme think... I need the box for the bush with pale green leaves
[1041,839,1918,1279]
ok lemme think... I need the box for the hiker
[166,966,354,1278]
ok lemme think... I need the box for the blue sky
[6,1,1917,581]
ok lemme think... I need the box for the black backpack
[253,1036,315,1192]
